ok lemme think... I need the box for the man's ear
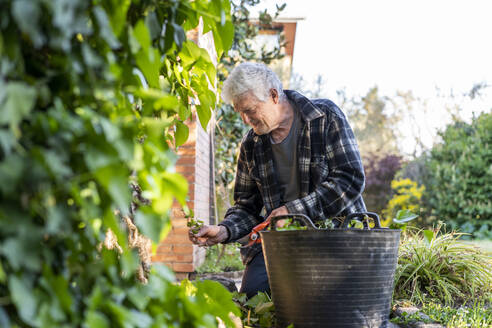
[270,88,279,104]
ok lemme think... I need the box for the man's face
[233,91,278,135]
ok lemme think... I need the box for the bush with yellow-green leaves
[382,178,425,226]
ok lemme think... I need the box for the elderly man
[189,62,366,298]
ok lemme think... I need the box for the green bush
[394,225,492,305]
[424,113,492,238]
[0,0,241,326]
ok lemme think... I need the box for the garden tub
[260,212,400,328]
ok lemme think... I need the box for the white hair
[222,62,285,104]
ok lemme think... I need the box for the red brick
[174,244,193,254]
[177,147,195,156]
[171,218,187,227]
[175,253,193,262]
[176,172,195,184]
[176,165,195,174]
[164,233,192,244]
[154,253,193,262]
[173,226,190,235]
[152,254,173,262]
[156,244,172,253]
[176,156,196,165]
[173,263,194,272]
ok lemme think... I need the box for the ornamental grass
[393,224,492,305]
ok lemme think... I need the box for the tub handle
[342,212,382,229]
[270,214,317,231]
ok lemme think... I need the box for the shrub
[362,153,403,214]
[382,178,425,226]
[424,113,492,238]
[393,225,492,305]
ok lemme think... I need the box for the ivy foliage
[0,0,240,327]
[424,112,492,238]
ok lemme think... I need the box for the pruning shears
[247,217,272,246]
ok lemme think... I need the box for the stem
[215,243,226,267]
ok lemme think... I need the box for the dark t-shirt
[270,104,301,204]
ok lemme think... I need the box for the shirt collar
[284,89,325,122]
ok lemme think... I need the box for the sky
[253,0,492,155]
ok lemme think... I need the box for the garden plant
[0,0,243,327]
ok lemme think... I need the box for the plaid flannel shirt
[219,90,366,264]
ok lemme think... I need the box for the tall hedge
[425,112,492,238]
[0,0,240,327]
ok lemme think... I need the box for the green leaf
[121,249,140,278]
[175,121,189,146]
[9,275,37,324]
[349,219,364,229]
[194,280,241,325]
[93,6,121,49]
[134,20,151,52]
[1,237,42,271]
[108,0,131,37]
[394,209,419,224]
[85,146,119,171]
[127,285,150,310]
[46,205,70,234]
[42,265,72,313]
[145,11,161,40]
[84,311,110,328]
[94,165,131,215]
[134,208,170,243]
[154,95,179,112]
[255,301,274,315]
[135,47,161,89]
[423,230,435,245]
[141,117,173,143]
[0,82,37,137]
[216,20,234,53]
[11,0,45,48]
[162,172,188,205]
[0,128,17,155]
[41,149,73,181]
[0,154,24,195]
[178,103,191,121]
[153,263,175,282]
[245,292,269,307]
[196,98,213,131]
[171,23,186,49]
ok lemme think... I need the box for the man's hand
[266,205,289,228]
[188,225,229,247]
